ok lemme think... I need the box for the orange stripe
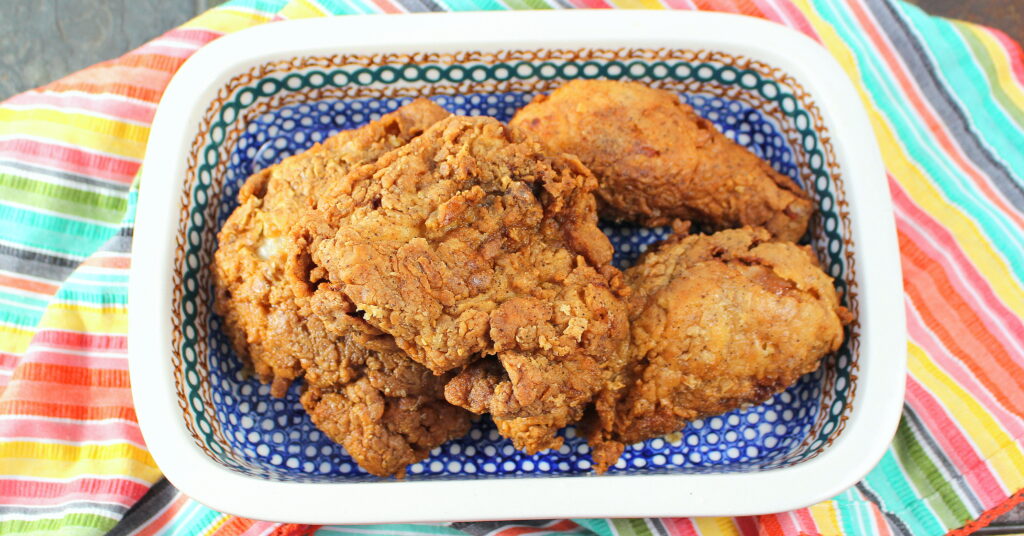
[0,400,137,422]
[756,514,785,536]
[3,380,134,406]
[80,256,131,269]
[899,230,1024,415]
[13,363,131,388]
[210,516,258,536]
[0,274,59,295]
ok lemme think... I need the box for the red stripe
[368,0,402,14]
[905,375,1007,504]
[774,0,821,40]
[0,477,150,505]
[900,232,1024,413]
[31,330,126,352]
[570,0,613,8]
[662,518,700,536]
[984,27,1024,89]
[734,516,761,536]
[80,255,131,269]
[132,493,191,536]
[26,350,128,371]
[162,28,224,46]
[0,139,139,184]
[0,416,145,446]
[489,520,579,536]
[891,178,1024,353]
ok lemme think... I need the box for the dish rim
[129,9,906,524]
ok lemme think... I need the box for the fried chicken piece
[510,80,814,241]
[212,99,449,395]
[586,227,850,472]
[300,331,471,478]
[290,116,630,452]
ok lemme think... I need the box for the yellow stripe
[181,7,275,33]
[38,304,127,335]
[791,0,1024,319]
[201,515,230,536]
[0,120,145,160]
[0,324,34,355]
[607,0,666,9]
[0,456,161,482]
[280,0,332,19]
[0,108,150,146]
[0,441,160,480]
[969,26,1024,113]
[809,501,844,535]
[909,342,1024,488]
[692,517,741,535]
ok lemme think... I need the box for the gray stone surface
[0,0,224,101]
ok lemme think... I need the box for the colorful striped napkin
[1,0,1021,534]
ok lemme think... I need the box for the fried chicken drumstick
[586,227,850,472]
[511,80,814,241]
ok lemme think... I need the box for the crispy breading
[586,227,849,472]
[300,331,471,478]
[289,116,630,452]
[511,80,814,241]
[212,99,449,395]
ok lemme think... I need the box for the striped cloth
[0,0,1021,534]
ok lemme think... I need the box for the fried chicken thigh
[587,227,849,472]
[212,99,449,395]
[289,116,630,452]
[510,80,813,241]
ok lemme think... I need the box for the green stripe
[573,519,615,536]
[896,4,1024,185]
[813,0,1024,280]
[890,419,971,527]
[952,20,1024,129]
[0,174,127,223]
[607,519,652,536]
[0,512,117,535]
[861,451,944,535]
[502,0,551,9]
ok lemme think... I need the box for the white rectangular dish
[129,10,905,524]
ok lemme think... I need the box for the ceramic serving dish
[129,10,906,524]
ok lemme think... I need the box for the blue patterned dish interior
[210,93,821,481]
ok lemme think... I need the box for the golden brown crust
[212,100,471,477]
[586,227,848,472]
[510,80,813,241]
[299,330,472,478]
[211,99,449,395]
[289,116,630,452]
